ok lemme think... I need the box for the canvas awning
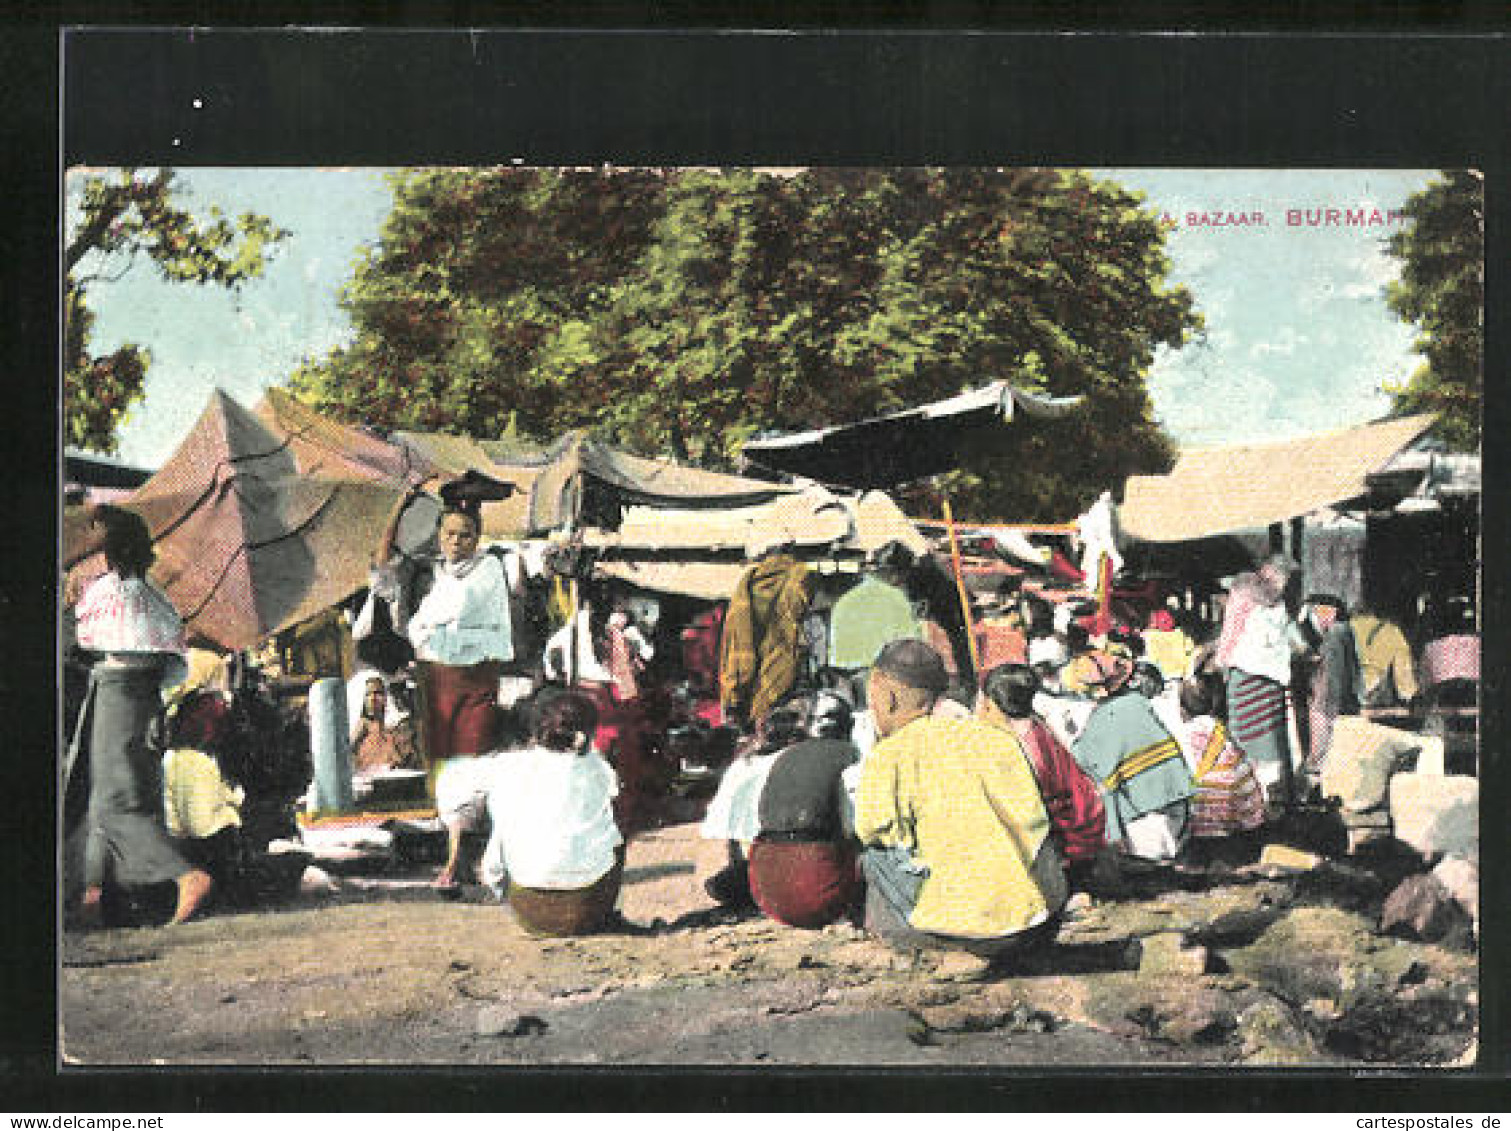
[392,430,538,539]
[65,450,153,491]
[65,390,433,653]
[586,488,928,601]
[583,486,928,558]
[1119,414,1438,544]
[525,432,797,535]
[740,380,1083,489]
[255,387,437,484]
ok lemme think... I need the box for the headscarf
[1061,649,1134,699]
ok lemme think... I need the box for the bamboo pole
[941,494,981,681]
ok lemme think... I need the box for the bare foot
[933,950,996,982]
[68,886,105,931]
[170,869,214,924]
[432,866,459,890]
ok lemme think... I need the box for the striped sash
[1103,735,1183,792]
[1194,722,1229,781]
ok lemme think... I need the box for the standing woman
[1214,555,1299,814]
[372,485,513,887]
[67,505,213,926]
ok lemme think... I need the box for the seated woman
[1176,670,1266,845]
[746,691,863,929]
[348,674,420,776]
[977,664,1106,886]
[480,689,625,937]
[160,688,247,907]
[1066,650,1194,862]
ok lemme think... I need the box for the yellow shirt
[1352,614,1418,703]
[1143,628,1196,679]
[162,747,244,840]
[854,716,1054,938]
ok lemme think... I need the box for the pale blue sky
[71,167,1437,469]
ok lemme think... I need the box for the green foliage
[1384,170,1482,451]
[64,168,289,453]
[292,167,1199,520]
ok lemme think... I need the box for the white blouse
[394,553,514,667]
[74,571,186,655]
[481,744,622,891]
[1227,601,1294,686]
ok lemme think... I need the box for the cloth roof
[594,560,751,602]
[392,430,538,538]
[525,432,797,535]
[254,387,437,484]
[1119,415,1438,544]
[65,450,153,490]
[740,380,1083,489]
[586,489,927,600]
[395,429,798,538]
[582,487,927,558]
[65,390,428,653]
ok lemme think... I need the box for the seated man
[747,691,863,929]
[854,640,1067,960]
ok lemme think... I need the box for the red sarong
[747,838,861,929]
[416,660,501,759]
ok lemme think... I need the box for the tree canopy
[1384,170,1482,451]
[65,168,288,454]
[291,167,1200,520]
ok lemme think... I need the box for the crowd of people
[63,489,1466,966]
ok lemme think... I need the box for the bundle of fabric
[719,553,814,727]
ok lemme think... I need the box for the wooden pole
[941,494,981,681]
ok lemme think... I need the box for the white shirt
[1227,601,1293,686]
[346,669,407,740]
[481,745,622,890]
[1033,690,1097,750]
[405,554,514,666]
[542,613,613,683]
[699,752,779,843]
[1149,684,1187,745]
[541,607,651,685]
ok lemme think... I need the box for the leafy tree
[1384,170,1483,451]
[290,168,667,438]
[292,167,1199,520]
[65,168,288,453]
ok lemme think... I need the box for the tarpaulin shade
[391,430,538,539]
[740,381,1083,489]
[582,486,927,558]
[524,432,797,535]
[255,387,437,484]
[1120,414,1437,544]
[65,390,432,653]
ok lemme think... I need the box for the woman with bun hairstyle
[480,688,625,936]
[372,486,513,888]
[66,505,213,926]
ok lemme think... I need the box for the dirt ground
[59,821,1477,1068]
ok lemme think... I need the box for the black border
[8,18,1508,1112]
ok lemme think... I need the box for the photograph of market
[60,165,1480,1067]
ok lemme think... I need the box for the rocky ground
[59,818,1477,1068]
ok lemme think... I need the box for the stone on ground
[1379,874,1471,944]
[1388,772,1477,864]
